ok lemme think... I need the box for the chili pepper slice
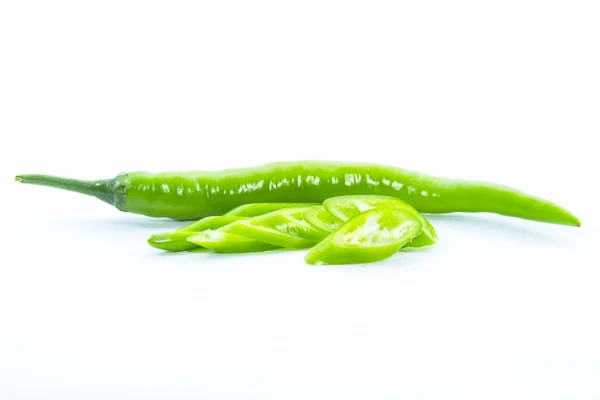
[187,230,278,254]
[303,206,343,232]
[279,207,331,241]
[324,195,438,247]
[149,204,315,252]
[147,215,247,252]
[224,207,326,248]
[224,203,318,217]
[148,231,206,252]
[305,207,423,265]
[177,215,247,232]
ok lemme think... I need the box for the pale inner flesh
[336,214,416,247]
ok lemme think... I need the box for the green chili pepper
[303,206,343,232]
[148,231,206,252]
[323,195,438,247]
[15,161,580,226]
[305,207,423,265]
[187,229,278,254]
[280,207,331,242]
[223,207,327,248]
[224,203,318,217]
[148,215,246,252]
[149,203,316,252]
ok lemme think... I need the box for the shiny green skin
[323,195,438,248]
[15,161,581,226]
[305,207,423,265]
[303,206,343,232]
[224,207,327,249]
[147,215,246,252]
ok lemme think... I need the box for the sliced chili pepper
[305,207,423,265]
[149,204,314,252]
[324,195,438,247]
[279,207,331,241]
[224,203,318,217]
[224,207,327,248]
[147,215,246,252]
[303,206,343,232]
[187,230,278,254]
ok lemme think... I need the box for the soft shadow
[150,245,296,260]
[62,217,186,231]
[424,213,565,245]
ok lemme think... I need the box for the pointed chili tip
[566,215,582,227]
[565,212,582,227]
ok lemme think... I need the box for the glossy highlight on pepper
[15,161,581,226]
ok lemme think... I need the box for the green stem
[15,174,121,208]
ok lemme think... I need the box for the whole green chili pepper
[15,161,580,226]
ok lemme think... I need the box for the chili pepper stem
[15,174,124,209]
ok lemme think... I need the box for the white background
[1,1,599,399]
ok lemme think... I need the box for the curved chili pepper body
[15,161,580,226]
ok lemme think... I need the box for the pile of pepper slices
[148,195,438,265]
